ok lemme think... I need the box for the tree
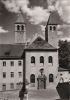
[59,40,69,69]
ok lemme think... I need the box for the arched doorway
[30,74,35,87]
[37,69,46,89]
[30,74,35,83]
[49,74,54,82]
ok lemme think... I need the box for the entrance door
[37,76,46,89]
[39,78,45,89]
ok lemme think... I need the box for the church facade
[25,37,58,89]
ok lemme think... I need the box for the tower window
[53,26,56,30]
[40,56,44,63]
[17,25,20,30]
[21,25,24,30]
[50,26,52,30]
[30,74,35,83]
[31,56,35,63]
[48,56,53,63]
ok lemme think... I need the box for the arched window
[21,25,24,30]
[40,56,44,63]
[31,56,35,63]
[17,25,20,30]
[49,74,54,82]
[48,56,53,63]
[53,26,56,30]
[50,26,52,30]
[30,74,35,83]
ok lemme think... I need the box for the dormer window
[5,51,10,56]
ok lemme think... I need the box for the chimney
[45,25,48,42]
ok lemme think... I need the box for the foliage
[58,40,70,69]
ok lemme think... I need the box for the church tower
[15,10,26,44]
[45,11,63,48]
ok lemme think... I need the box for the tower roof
[47,11,64,25]
[16,11,24,23]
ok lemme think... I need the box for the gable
[26,36,57,51]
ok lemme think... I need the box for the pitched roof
[0,44,25,58]
[26,36,57,51]
[16,12,24,23]
[47,11,64,25]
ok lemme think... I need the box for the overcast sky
[0,0,70,44]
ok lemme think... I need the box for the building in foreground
[0,11,69,91]
[25,36,58,89]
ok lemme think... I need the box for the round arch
[30,74,35,83]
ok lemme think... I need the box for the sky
[0,0,70,44]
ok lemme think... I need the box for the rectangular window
[3,72,6,78]
[18,72,22,78]
[3,61,6,66]
[2,84,6,91]
[18,61,22,66]
[10,83,14,89]
[11,72,14,78]
[10,61,14,66]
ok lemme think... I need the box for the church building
[25,11,63,89]
[0,11,65,91]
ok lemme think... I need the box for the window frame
[53,26,56,31]
[18,72,22,78]
[18,61,22,66]
[21,25,24,30]
[49,74,54,82]
[48,56,53,63]
[40,56,44,63]
[50,26,52,30]
[10,61,14,66]
[10,83,14,89]
[3,72,6,78]
[2,84,6,91]
[3,61,6,66]
[31,56,35,63]
[11,72,14,78]
[30,74,35,83]
[17,25,20,31]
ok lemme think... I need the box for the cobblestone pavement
[0,87,60,100]
[27,88,60,100]
[0,90,20,100]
